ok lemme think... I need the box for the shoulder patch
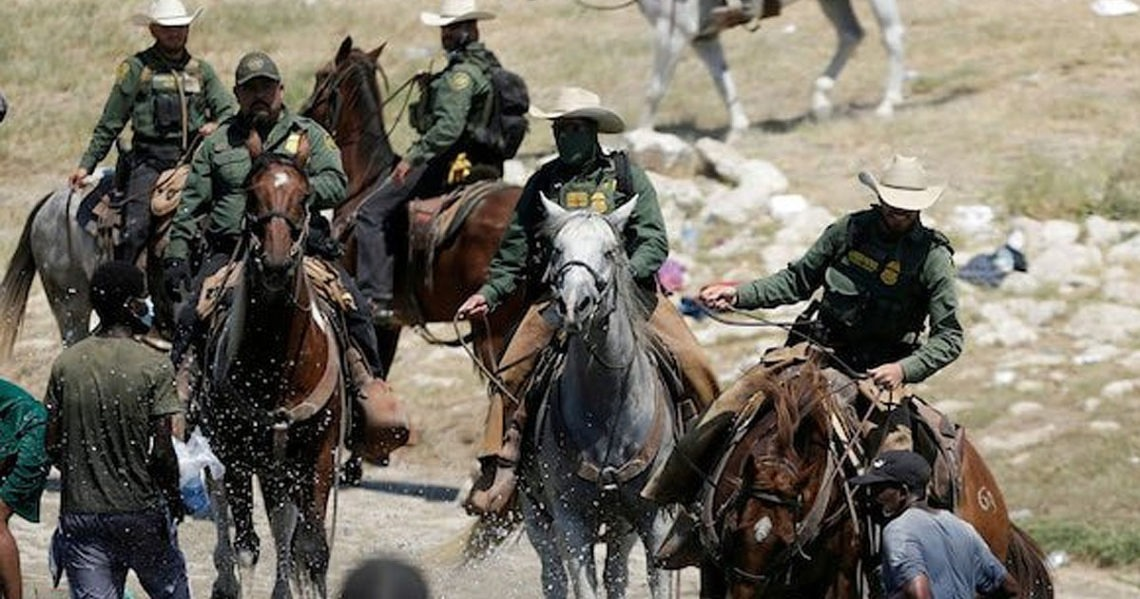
[448,71,472,91]
[116,61,132,86]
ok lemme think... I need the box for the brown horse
[202,132,344,599]
[696,358,1053,598]
[302,37,527,374]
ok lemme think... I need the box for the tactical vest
[134,54,206,149]
[818,210,952,347]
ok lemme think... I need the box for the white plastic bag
[172,429,225,517]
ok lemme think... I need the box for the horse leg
[293,421,337,599]
[602,525,636,599]
[553,506,600,599]
[227,467,262,569]
[207,470,242,599]
[636,509,674,599]
[521,494,569,599]
[812,0,866,119]
[641,14,690,131]
[866,0,906,116]
[691,37,751,135]
[262,475,301,599]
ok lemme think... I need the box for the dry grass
[3,0,1140,583]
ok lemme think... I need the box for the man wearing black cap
[851,450,1020,599]
[164,52,407,465]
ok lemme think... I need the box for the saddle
[196,257,357,321]
[406,179,506,286]
[77,164,190,262]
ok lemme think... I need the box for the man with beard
[69,0,234,264]
[165,52,406,464]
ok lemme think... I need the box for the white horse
[632,0,907,133]
[0,182,104,360]
[519,196,676,599]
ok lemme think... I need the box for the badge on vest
[284,132,302,156]
[565,191,589,209]
[881,260,901,286]
[847,249,879,273]
[590,191,609,214]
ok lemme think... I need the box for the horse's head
[302,36,388,140]
[541,195,637,332]
[244,129,311,285]
[718,366,847,594]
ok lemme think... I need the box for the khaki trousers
[477,293,720,459]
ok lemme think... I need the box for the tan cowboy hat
[132,0,204,27]
[420,0,496,26]
[858,155,946,211]
[529,86,626,134]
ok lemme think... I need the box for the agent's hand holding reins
[698,283,738,312]
[867,362,905,390]
[456,293,489,320]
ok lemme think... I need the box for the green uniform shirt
[45,336,183,515]
[79,46,236,171]
[735,209,963,383]
[405,42,496,166]
[167,107,347,260]
[0,379,49,523]
[480,153,668,307]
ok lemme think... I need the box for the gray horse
[0,182,104,360]
[634,0,907,133]
[519,196,675,599]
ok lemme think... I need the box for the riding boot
[653,506,704,570]
[346,346,411,466]
[464,421,522,516]
[710,0,759,31]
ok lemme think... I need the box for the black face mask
[554,127,598,168]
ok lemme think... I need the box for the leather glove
[163,257,192,301]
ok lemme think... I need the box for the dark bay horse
[203,132,344,599]
[520,197,675,598]
[696,358,1053,597]
[302,37,527,374]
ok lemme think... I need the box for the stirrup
[464,460,518,516]
[654,509,703,570]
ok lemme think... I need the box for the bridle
[245,160,311,278]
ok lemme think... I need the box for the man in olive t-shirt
[45,261,188,598]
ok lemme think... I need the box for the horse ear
[367,41,387,63]
[246,129,264,159]
[606,194,639,231]
[336,36,353,66]
[539,192,568,231]
[295,133,312,169]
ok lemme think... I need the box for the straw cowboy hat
[420,0,496,27]
[858,155,945,211]
[529,87,626,134]
[132,0,204,27]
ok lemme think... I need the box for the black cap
[235,51,281,86]
[850,450,931,490]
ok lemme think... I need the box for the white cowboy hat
[858,155,946,211]
[528,86,626,134]
[420,0,496,27]
[132,0,204,27]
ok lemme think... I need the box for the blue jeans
[56,507,190,599]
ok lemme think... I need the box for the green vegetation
[1026,519,1140,567]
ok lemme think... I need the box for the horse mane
[748,361,833,461]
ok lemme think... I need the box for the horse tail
[0,191,51,361]
[1006,523,1054,598]
[431,510,523,565]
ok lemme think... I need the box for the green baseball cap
[234,51,281,86]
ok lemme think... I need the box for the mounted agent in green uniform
[69,0,235,265]
[456,86,720,515]
[355,0,513,322]
[643,155,963,519]
[164,52,408,466]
